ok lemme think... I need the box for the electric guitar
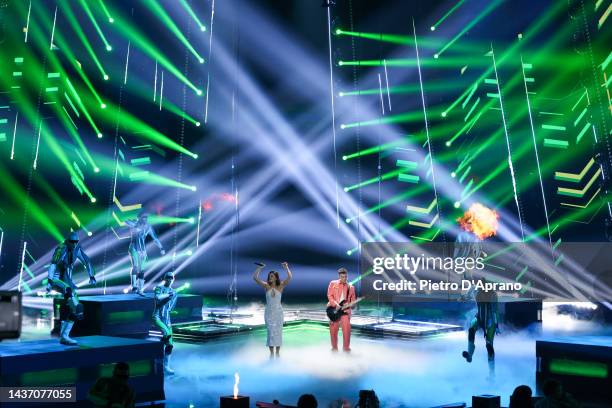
[326,297,365,322]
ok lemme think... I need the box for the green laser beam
[180,0,207,31]
[146,0,205,63]
[435,0,502,59]
[78,0,112,50]
[431,0,466,31]
[105,2,202,95]
[60,1,109,79]
[98,0,114,23]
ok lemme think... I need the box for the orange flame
[233,372,239,399]
[457,203,499,240]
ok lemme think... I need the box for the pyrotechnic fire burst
[457,203,499,240]
[233,372,239,399]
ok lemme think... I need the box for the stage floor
[163,308,612,408]
[166,327,530,407]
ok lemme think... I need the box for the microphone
[254,262,265,267]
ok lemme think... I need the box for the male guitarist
[327,267,356,352]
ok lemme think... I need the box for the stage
[163,312,612,407]
[0,0,611,406]
[165,323,533,407]
[3,301,609,407]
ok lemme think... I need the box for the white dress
[264,288,284,347]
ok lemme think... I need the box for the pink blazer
[327,280,356,315]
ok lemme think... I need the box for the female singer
[253,262,292,357]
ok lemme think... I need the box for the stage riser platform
[0,336,164,404]
[171,319,461,342]
[392,298,542,328]
[52,293,203,336]
[536,336,611,403]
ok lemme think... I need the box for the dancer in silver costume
[152,271,177,374]
[454,227,484,299]
[455,207,500,374]
[462,284,499,363]
[47,231,96,345]
[125,212,165,295]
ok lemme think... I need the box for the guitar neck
[343,297,365,308]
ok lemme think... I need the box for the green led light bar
[549,359,608,378]
[149,215,196,225]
